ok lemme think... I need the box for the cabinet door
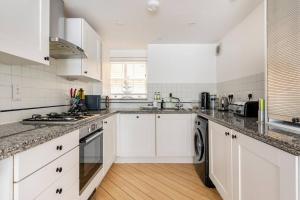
[0,0,49,65]
[209,121,232,200]
[232,131,298,200]
[118,114,155,157]
[0,157,13,200]
[103,114,117,172]
[82,20,101,81]
[156,114,193,157]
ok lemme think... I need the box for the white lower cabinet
[156,114,193,157]
[118,114,156,157]
[103,114,117,173]
[36,165,79,200]
[117,113,194,162]
[0,157,13,200]
[232,130,298,200]
[14,130,79,182]
[14,147,79,200]
[209,120,298,200]
[13,130,79,200]
[209,121,232,200]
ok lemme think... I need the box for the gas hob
[22,112,95,125]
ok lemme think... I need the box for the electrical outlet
[12,84,22,101]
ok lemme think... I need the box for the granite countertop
[0,111,116,160]
[198,110,300,156]
[0,109,193,161]
[1,108,300,161]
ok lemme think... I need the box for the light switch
[12,84,21,101]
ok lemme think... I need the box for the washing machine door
[194,128,205,163]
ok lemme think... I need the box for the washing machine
[194,115,215,188]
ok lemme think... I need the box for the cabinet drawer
[14,130,79,182]
[36,165,79,200]
[14,147,79,200]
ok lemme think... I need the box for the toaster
[232,101,259,117]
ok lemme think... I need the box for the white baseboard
[115,156,194,163]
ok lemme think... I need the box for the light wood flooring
[93,164,222,200]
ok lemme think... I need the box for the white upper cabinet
[156,114,193,157]
[57,18,102,81]
[117,114,156,158]
[0,0,50,65]
[209,121,232,200]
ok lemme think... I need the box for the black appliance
[232,101,259,117]
[194,116,215,188]
[22,112,94,125]
[79,120,103,193]
[85,95,110,111]
[85,95,101,111]
[200,92,210,110]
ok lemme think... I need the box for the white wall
[0,60,101,124]
[147,44,217,83]
[216,2,265,83]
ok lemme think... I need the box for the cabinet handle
[56,188,63,194]
[136,116,139,119]
[84,71,88,74]
[225,132,230,136]
[56,145,63,151]
[44,56,49,61]
[157,116,160,118]
[56,167,63,173]
[232,135,237,139]
[104,121,108,124]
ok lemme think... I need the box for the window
[110,62,147,99]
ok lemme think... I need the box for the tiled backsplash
[110,75,265,109]
[0,61,102,124]
[217,73,265,102]
[147,83,216,102]
[109,83,217,109]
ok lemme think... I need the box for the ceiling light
[147,0,160,12]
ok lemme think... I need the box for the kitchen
[0,0,299,200]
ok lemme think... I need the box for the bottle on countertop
[258,98,265,123]
[78,88,85,100]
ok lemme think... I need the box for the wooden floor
[93,164,222,200]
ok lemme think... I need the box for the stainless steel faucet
[171,96,183,110]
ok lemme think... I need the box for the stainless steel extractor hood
[49,0,87,59]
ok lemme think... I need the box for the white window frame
[110,61,147,99]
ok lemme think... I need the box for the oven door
[79,128,103,193]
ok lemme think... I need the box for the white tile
[0,74,11,86]
[0,85,12,99]
[0,98,12,111]
[0,63,11,74]
[11,65,22,76]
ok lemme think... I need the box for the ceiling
[63,0,263,49]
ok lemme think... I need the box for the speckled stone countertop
[198,110,300,156]
[0,109,194,161]
[0,111,117,160]
[2,108,300,161]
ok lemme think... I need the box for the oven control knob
[88,127,91,133]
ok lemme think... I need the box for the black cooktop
[22,112,94,124]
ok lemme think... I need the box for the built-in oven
[79,119,103,194]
